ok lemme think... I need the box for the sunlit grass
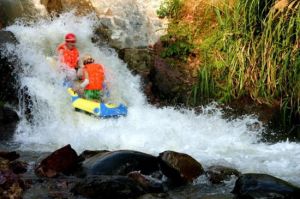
[158,0,299,127]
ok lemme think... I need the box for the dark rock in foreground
[71,175,145,199]
[206,165,241,184]
[0,150,26,199]
[158,150,204,184]
[128,171,165,193]
[35,144,79,178]
[82,150,159,176]
[0,151,20,161]
[232,173,300,199]
[0,107,19,140]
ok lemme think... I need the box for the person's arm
[80,71,89,88]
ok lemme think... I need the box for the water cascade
[2,3,300,189]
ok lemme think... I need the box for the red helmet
[65,33,76,42]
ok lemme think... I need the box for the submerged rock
[0,151,20,161]
[128,171,164,193]
[206,165,241,184]
[9,160,28,174]
[71,175,145,199]
[232,173,300,199]
[158,151,204,184]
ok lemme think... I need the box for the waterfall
[3,10,300,187]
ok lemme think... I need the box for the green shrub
[157,0,183,18]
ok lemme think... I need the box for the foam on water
[4,13,300,186]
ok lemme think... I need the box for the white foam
[4,13,300,186]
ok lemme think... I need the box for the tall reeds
[194,0,299,127]
[157,0,299,127]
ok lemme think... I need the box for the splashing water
[4,13,300,186]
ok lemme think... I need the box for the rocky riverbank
[1,145,300,198]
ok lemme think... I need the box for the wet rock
[35,144,79,178]
[82,150,159,176]
[199,194,234,199]
[78,149,110,162]
[71,175,145,199]
[9,160,28,174]
[158,151,204,184]
[0,31,20,107]
[0,30,18,46]
[40,0,63,14]
[0,170,24,199]
[118,48,153,75]
[0,158,10,170]
[137,193,170,199]
[0,151,20,161]
[20,86,34,123]
[206,165,241,184]
[41,0,94,15]
[128,171,164,193]
[232,173,300,199]
[118,47,156,102]
[0,107,19,140]
[150,57,193,104]
[0,1,23,27]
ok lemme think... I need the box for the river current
[2,12,300,188]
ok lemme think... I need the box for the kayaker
[76,55,105,101]
[57,33,79,86]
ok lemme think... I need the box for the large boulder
[0,31,20,138]
[158,151,204,184]
[0,0,46,28]
[0,107,19,140]
[40,0,94,15]
[0,1,23,28]
[35,144,79,178]
[232,173,300,198]
[150,57,194,104]
[118,48,153,75]
[0,30,19,105]
[82,150,159,176]
[41,0,167,49]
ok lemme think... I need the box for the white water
[4,13,300,187]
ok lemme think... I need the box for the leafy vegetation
[158,0,300,128]
[157,0,183,18]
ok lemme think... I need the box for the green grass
[158,0,300,128]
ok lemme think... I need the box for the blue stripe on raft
[93,107,100,115]
[71,96,80,102]
[99,103,128,118]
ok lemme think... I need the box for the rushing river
[2,12,300,188]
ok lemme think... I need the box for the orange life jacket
[57,43,79,69]
[83,63,104,90]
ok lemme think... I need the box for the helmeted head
[83,54,95,65]
[65,33,76,42]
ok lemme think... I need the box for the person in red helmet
[57,33,79,69]
[57,33,79,86]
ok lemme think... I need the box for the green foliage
[160,22,195,60]
[161,39,194,59]
[157,0,183,18]
[201,0,300,128]
[158,0,300,127]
